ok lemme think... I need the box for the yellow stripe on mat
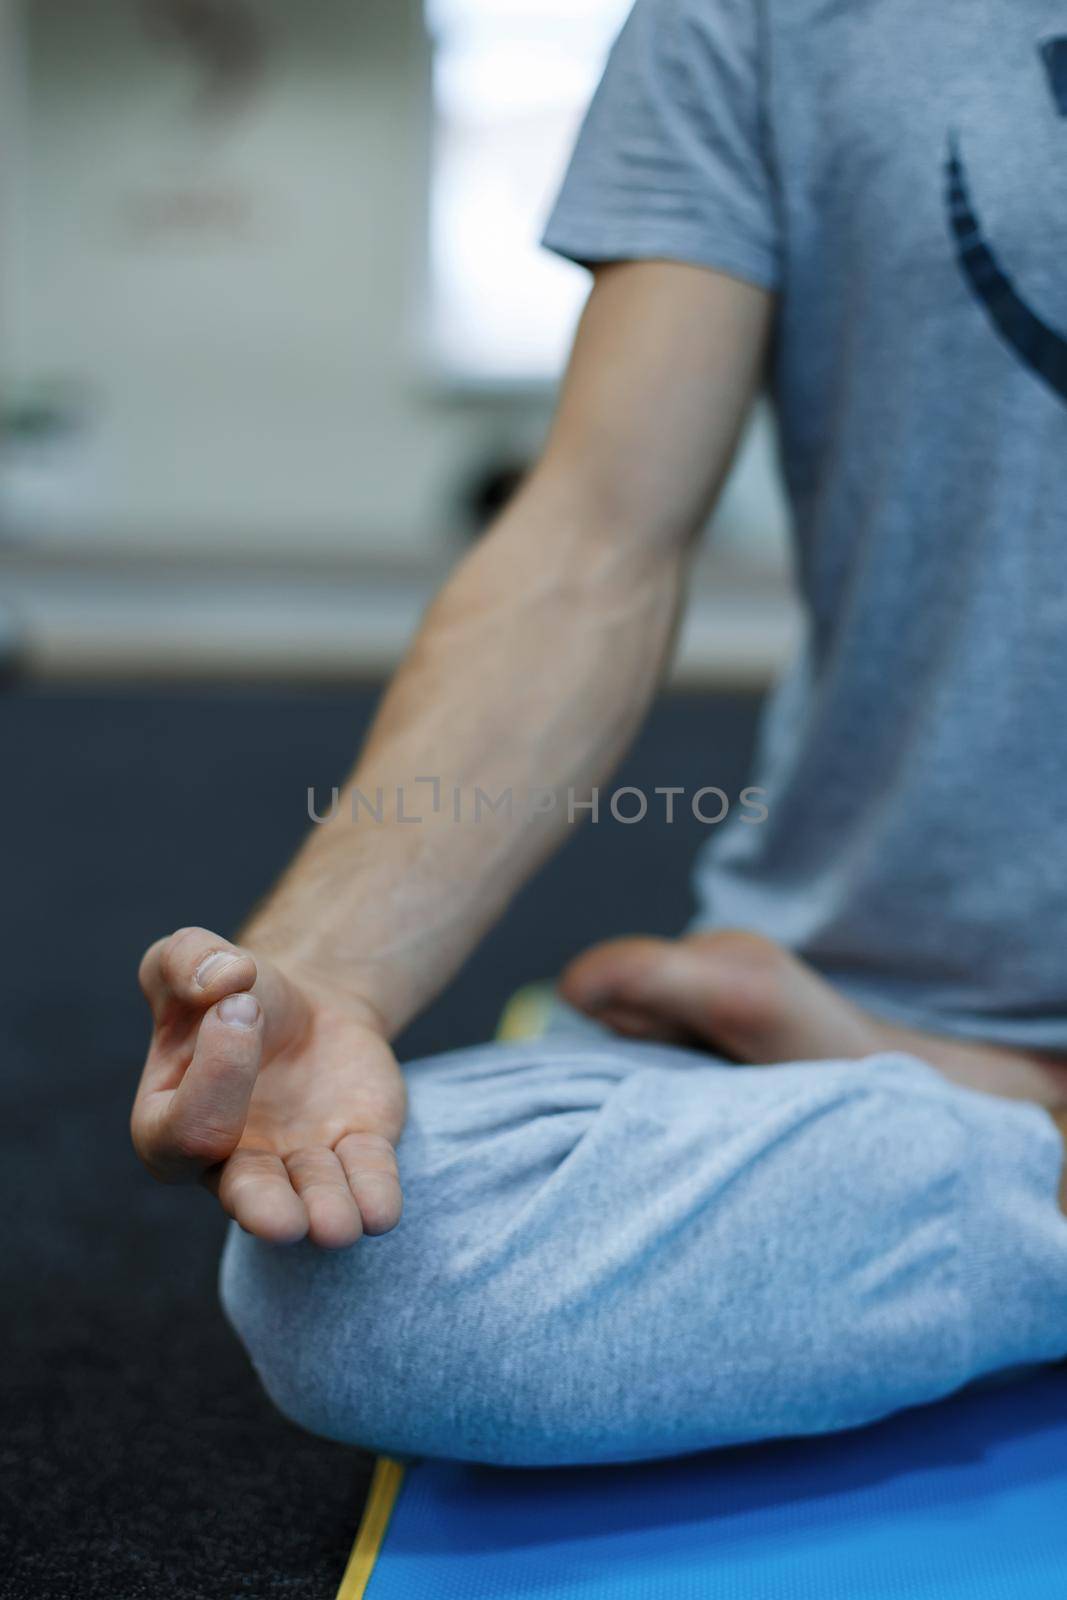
[333,985,550,1599]
[335,1457,406,1600]
[495,983,553,1043]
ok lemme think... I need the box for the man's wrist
[244,928,403,1041]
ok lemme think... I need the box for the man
[132,0,1067,1465]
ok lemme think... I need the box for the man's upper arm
[533,0,780,552]
[540,259,774,552]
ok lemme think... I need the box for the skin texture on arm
[244,262,774,1034]
[130,261,775,1245]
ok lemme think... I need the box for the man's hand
[132,926,406,1248]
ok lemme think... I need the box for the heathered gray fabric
[544,0,1067,1049]
[221,1038,1067,1465]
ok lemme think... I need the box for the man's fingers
[285,1147,363,1249]
[212,1149,309,1244]
[335,1132,403,1236]
[210,1139,402,1247]
[150,993,264,1177]
[139,926,257,1021]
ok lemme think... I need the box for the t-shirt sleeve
[541,0,780,290]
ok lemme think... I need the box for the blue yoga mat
[356,1365,1067,1599]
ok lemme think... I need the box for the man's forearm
[244,465,689,1037]
[243,262,773,1035]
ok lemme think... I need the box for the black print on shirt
[945,40,1067,407]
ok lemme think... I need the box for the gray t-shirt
[544,0,1067,1049]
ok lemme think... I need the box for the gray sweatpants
[220,1036,1067,1467]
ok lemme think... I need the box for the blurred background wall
[0,0,797,682]
[1,20,799,1576]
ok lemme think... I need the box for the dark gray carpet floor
[0,682,759,1599]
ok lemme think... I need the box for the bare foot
[561,930,1067,1212]
[560,929,1067,1110]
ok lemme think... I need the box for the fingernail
[218,992,260,1029]
[196,951,237,988]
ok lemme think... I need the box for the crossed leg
[221,1027,1067,1467]
[561,930,1067,1210]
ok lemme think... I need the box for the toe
[558,937,671,1014]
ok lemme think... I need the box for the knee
[218,1215,568,1465]
[217,1053,947,1463]
[219,1048,1061,1466]
[216,1043,597,1464]
[219,1215,447,1456]
[218,1227,338,1444]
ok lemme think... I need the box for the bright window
[427,0,631,384]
